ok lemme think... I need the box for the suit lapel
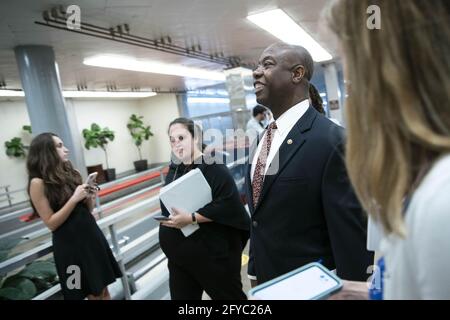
[253,106,318,213]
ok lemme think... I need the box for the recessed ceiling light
[247,9,332,62]
[187,97,230,104]
[0,90,25,97]
[0,89,157,98]
[63,91,156,98]
[84,55,226,81]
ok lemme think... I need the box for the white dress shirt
[246,117,265,135]
[250,99,310,181]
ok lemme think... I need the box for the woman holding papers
[158,117,251,300]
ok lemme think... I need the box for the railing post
[95,194,103,219]
[5,186,12,207]
[108,224,132,300]
[160,169,165,184]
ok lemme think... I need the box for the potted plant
[82,123,116,182]
[127,114,153,172]
[4,125,32,158]
[4,137,26,158]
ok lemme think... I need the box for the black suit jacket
[245,106,373,284]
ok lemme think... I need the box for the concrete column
[323,62,344,125]
[224,67,257,130]
[14,45,87,177]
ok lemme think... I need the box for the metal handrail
[0,177,164,241]
[132,252,166,280]
[0,220,45,241]
[32,284,62,300]
[0,185,26,207]
[0,165,166,221]
[0,167,167,300]
[0,241,53,275]
[97,165,166,190]
[0,188,27,196]
[29,222,162,301]
[0,185,162,243]
[0,190,160,274]
[1,157,247,300]
[0,207,33,224]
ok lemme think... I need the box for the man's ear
[292,65,305,84]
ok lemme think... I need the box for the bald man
[245,43,373,285]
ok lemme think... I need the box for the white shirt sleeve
[413,184,450,299]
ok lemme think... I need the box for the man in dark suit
[246,43,373,286]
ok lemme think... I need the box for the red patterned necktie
[252,122,278,207]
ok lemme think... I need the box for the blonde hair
[326,0,450,235]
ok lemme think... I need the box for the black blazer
[245,106,373,284]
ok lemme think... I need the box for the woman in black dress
[158,118,251,300]
[27,133,122,300]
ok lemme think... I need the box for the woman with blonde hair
[326,0,450,299]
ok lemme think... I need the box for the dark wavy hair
[309,83,325,115]
[27,133,82,213]
[252,105,266,117]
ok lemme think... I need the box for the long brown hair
[27,133,82,212]
[326,0,450,235]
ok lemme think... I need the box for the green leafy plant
[0,259,58,300]
[22,125,32,134]
[4,125,32,158]
[4,137,26,158]
[127,114,153,160]
[82,123,115,168]
[0,238,23,263]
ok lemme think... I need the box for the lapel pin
[287,139,293,145]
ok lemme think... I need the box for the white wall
[0,94,180,205]
[0,100,32,203]
[139,94,180,164]
[71,98,147,173]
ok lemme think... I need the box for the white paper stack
[159,168,212,237]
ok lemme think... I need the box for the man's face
[253,45,294,109]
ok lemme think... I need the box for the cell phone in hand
[153,215,171,221]
[85,172,98,186]
[248,262,343,300]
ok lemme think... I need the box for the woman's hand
[327,280,369,300]
[86,183,99,199]
[160,207,192,229]
[70,184,89,203]
[84,184,98,212]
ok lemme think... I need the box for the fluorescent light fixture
[84,55,226,81]
[189,89,229,97]
[63,91,156,98]
[0,90,156,98]
[187,97,230,104]
[0,90,25,97]
[247,9,332,62]
[320,92,327,97]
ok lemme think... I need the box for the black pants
[167,235,246,300]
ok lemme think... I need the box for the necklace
[171,152,204,183]
[172,163,194,182]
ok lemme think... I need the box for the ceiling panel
[0,0,336,92]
